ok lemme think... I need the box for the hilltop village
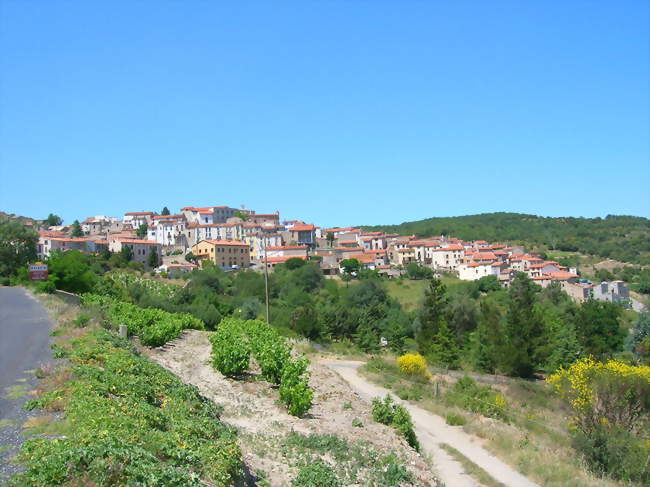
[34,204,629,304]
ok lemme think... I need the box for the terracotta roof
[152,214,184,220]
[291,224,315,232]
[336,246,364,252]
[265,255,308,264]
[267,245,308,250]
[549,271,579,281]
[199,239,249,247]
[125,212,153,216]
[120,239,161,245]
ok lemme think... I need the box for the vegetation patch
[10,326,242,486]
[81,293,204,346]
[371,395,419,451]
[282,432,414,486]
[210,318,313,416]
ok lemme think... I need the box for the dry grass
[361,359,630,487]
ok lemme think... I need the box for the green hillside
[361,212,650,265]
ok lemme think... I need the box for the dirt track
[321,359,540,487]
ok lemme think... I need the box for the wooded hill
[361,212,650,265]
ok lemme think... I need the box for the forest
[361,212,650,265]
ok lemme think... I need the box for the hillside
[361,212,650,265]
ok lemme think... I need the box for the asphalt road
[0,287,54,483]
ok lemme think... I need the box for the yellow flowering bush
[547,358,650,482]
[548,358,650,431]
[397,353,429,378]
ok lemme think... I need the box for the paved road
[321,359,541,487]
[0,287,54,483]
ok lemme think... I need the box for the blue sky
[1,1,648,227]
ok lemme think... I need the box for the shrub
[210,323,250,377]
[445,376,510,422]
[396,353,429,377]
[279,357,313,417]
[292,461,342,487]
[371,395,419,451]
[73,314,90,328]
[548,358,650,481]
[352,418,363,428]
[446,413,468,426]
[35,280,56,294]
[80,294,204,346]
[210,318,313,416]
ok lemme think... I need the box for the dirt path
[146,331,440,486]
[321,359,541,487]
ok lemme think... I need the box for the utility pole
[263,235,270,323]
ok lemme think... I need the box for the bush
[279,357,313,417]
[81,294,204,347]
[35,280,56,294]
[548,358,650,481]
[210,324,250,377]
[210,318,313,416]
[397,353,429,377]
[446,376,509,422]
[73,314,90,328]
[446,413,468,426]
[292,461,342,487]
[371,395,419,451]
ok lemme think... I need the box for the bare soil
[145,330,440,486]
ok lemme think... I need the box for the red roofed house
[191,239,250,268]
[109,236,162,268]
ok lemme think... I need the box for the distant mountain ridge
[360,212,650,265]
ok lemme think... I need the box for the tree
[326,231,335,248]
[234,211,250,221]
[70,220,83,237]
[626,312,650,365]
[161,206,170,216]
[47,250,97,294]
[429,320,460,368]
[120,244,133,263]
[416,278,447,358]
[45,213,63,226]
[406,262,433,280]
[575,300,625,358]
[185,252,197,264]
[284,257,306,270]
[340,258,361,276]
[148,249,159,268]
[446,294,479,343]
[503,273,544,377]
[0,222,38,277]
[136,223,148,239]
[469,298,506,373]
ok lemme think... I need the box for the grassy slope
[360,357,628,487]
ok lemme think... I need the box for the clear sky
[1,1,648,227]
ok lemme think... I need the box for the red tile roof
[199,239,249,247]
[125,212,154,216]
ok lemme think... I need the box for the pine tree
[429,320,459,368]
[70,220,83,237]
[148,249,159,268]
[470,298,505,373]
[415,278,447,358]
[161,206,170,215]
[503,273,544,377]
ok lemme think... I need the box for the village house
[123,212,154,229]
[147,214,188,247]
[108,236,162,268]
[191,239,250,268]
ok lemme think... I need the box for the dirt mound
[146,330,439,486]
